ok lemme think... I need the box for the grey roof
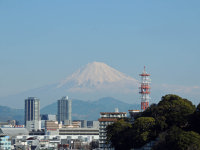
[0,128,29,137]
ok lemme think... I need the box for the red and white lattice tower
[139,66,151,111]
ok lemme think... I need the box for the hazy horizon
[0,1,200,106]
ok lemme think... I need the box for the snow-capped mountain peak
[57,62,138,88]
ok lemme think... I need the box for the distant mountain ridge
[0,62,139,108]
[0,97,140,123]
[41,97,140,120]
[0,105,23,124]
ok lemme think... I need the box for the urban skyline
[0,1,199,149]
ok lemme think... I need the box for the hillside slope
[41,97,140,120]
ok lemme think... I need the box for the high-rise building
[57,96,72,125]
[24,97,41,131]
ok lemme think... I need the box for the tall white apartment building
[98,109,127,149]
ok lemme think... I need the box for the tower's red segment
[140,74,150,76]
[141,102,149,110]
[139,66,151,111]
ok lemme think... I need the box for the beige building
[45,121,62,135]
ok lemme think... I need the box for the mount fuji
[57,62,138,92]
[0,62,139,108]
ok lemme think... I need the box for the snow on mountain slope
[57,62,138,89]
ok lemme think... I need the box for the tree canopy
[132,117,156,148]
[106,119,132,150]
[153,126,200,150]
[106,94,200,150]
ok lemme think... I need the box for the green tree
[106,119,132,150]
[132,117,156,148]
[158,94,196,128]
[106,94,198,150]
[141,94,196,130]
[153,126,200,150]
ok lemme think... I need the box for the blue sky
[0,1,200,103]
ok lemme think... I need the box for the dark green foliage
[141,94,196,131]
[89,140,99,150]
[153,126,200,150]
[158,95,196,128]
[106,119,132,150]
[106,117,157,149]
[133,117,155,132]
[132,117,156,148]
[188,103,200,134]
[106,94,200,150]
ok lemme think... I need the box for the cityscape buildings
[0,67,153,149]
[0,123,99,149]
[57,96,72,125]
[24,97,41,131]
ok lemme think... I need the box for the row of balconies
[99,137,107,140]
[100,114,126,118]
[99,128,106,131]
[100,122,113,125]
[59,133,99,135]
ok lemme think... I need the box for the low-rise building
[0,128,29,137]
[59,127,99,138]
[45,120,61,135]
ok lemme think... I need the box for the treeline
[106,94,200,150]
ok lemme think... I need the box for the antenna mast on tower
[139,66,151,111]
